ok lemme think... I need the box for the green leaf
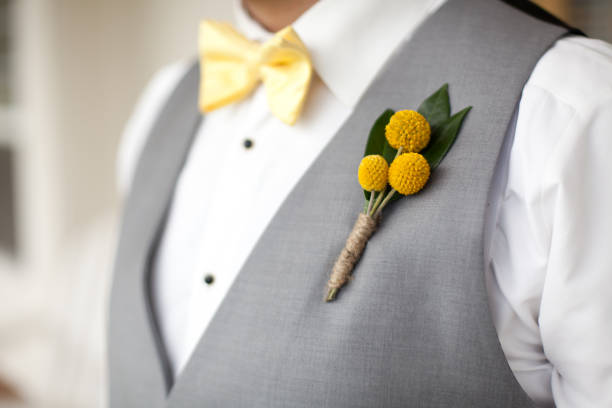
[382,140,398,166]
[364,109,395,157]
[418,83,450,135]
[363,109,395,201]
[422,106,472,169]
[376,142,398,202]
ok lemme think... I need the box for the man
[111,0,612,406]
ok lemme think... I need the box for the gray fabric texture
[109,0,572,406]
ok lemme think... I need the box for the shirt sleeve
[116,60,191,197]
[489,36,612,408]
[539,101,612,408]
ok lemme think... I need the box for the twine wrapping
[325,213,379,301]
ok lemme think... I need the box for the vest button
[243,138,254,149]
[203,274,214,285]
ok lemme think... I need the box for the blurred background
[0,0,609,407]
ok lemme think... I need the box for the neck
[242,0,318,32]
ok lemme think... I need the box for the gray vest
[109,0,575,406]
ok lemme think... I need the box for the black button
[243,138,254,149]
[203,274,215,285]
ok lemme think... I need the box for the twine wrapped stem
[325,213,379,301]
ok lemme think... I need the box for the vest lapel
[109,64,201,406]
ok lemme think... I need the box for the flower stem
[369,188,385,216]
[366,191,376,215]
[326,288,338,302]
[395,146,404,159]
[373,189,396,218]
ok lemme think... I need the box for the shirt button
[203,274,215,285]
[243,138,254,149]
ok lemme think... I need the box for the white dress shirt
[117,1,612,406]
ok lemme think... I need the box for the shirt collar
[233,0,273,42]
[234,0,447,107]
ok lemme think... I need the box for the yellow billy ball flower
[389,152,430,195]
[358,155,389,192]
[385,110,431,152]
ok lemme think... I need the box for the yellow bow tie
[198,20,313,125]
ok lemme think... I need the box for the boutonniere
[325,84,472,302]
